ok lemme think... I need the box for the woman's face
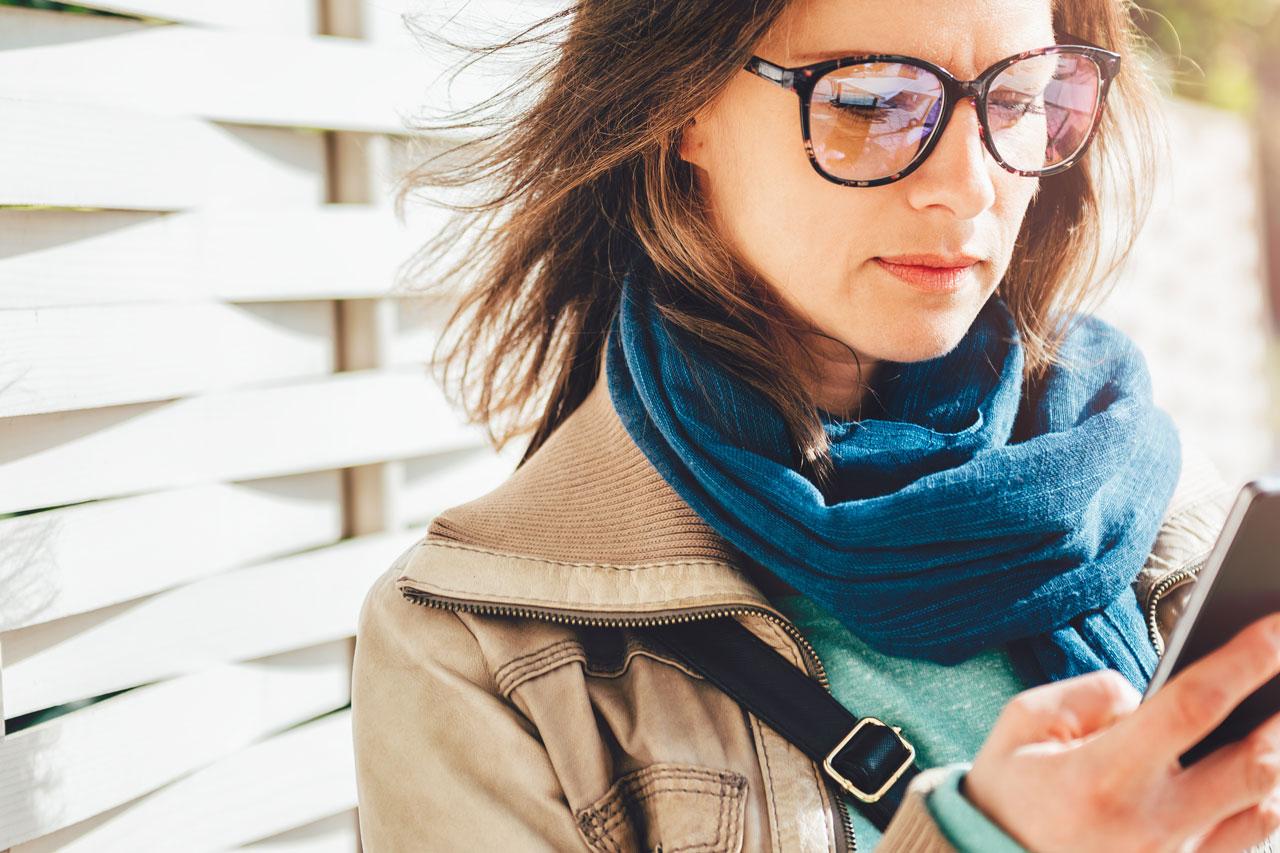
[679,0,1054,414]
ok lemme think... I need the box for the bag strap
[648,617,923,833]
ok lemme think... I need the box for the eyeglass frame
[742,35,1122,188]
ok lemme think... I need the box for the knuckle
[1096,669,1140,707]
[1239,618,1280,674]
[1131,835,1166,853]
[1258,795,1280,835]
[1081,765,1134,821]
[1242,734,1280,797]
[1170,676,1228,733]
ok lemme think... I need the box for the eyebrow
[786,41,1061,68]
[785,48,883,64]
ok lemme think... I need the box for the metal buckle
[822,716,916,803]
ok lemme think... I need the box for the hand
[963,611,1280,853]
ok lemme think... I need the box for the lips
[873,253,983,293]
[875,253,984,268]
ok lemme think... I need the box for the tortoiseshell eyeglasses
[743,36,1121,187]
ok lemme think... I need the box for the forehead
[757,0,1055,77]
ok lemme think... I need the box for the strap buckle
[822,716,916,803]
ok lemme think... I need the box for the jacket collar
[394,352,785,617]
[394,343,1223,621]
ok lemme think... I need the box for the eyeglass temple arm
[743,56,797,91]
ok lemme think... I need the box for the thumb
[984,668,1142,752]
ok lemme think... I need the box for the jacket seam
[578,765,745,852]
[493,638,582,688]
[754,711,786,853]
[499,645,589,696]
[413,538,738,572]
[498,640,714,696]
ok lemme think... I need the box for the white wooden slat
[0,301,334,418]
[386,293,450,367]
[399,442,524,527]
[17,711,356,852]
[0,97,325,210]
[0,8,463,135]
[2,528,420,718]
[0,367,486,515]
[1,471,343,633]
[67,1,317,34]
[237,810,359,853]
[0,641,350,849]
[364,0,571,52]
[0,206,439,308]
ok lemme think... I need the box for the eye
[828,88,930,114]
[988,91,1046,118]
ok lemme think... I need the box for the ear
[677,117,703,168]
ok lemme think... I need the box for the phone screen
[1140,480,1280,767]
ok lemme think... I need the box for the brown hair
[390,0,1168,488]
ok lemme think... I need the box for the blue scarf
[605,256,1181,690]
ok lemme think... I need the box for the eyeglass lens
[808,53,1103,181]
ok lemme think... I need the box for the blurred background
[0,0,1276,850]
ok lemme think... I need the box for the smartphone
[1140,477,1280,767]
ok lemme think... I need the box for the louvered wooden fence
[0,2,1275,851]
[0,1,529,849]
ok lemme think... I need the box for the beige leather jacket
[351,354,1237,852]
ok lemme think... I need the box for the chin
[863,319,975,364]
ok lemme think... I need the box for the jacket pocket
[574,762,749,853]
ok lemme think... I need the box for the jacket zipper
[399,585,859,853]
[1145,553,1211,656]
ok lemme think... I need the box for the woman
[351,0,1280,849]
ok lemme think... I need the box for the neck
[797,334,879,421]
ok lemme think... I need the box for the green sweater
[771,592,1031,851]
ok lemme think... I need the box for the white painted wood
[386,293,451,367]
[0,367,486,515]
[0,301,334,417]
[0,97,325,210]
[51,0,317,34]
[0,7,467,134]
[237,810,359,853]
[0,641,350,849]
[17,710,356,852]
[2,529,422,717]
[0,472,343,633]
[0,206,439,308]
[399,442,524,527]
[363,0,571,52]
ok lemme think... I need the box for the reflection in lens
[987,52,1101,171]
[809,62,944,182]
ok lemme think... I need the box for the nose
[903,97,997,219]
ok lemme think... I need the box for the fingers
[1114,612,1280,773]
[1162,707,1280,837]
[984,668,1140,752]
[1191,793,1280,853]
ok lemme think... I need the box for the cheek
[700,100,880,302]
[703,102,810,243]
[999,173,1038,229]
[991,174,1039,267]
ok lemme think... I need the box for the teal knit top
[771,592,1032,851]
